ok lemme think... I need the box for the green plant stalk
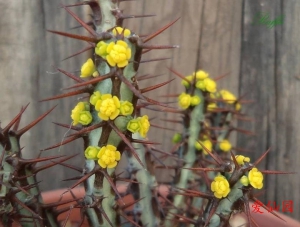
[165,89,204,226]
[127,135,160,226]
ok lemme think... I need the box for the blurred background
[0,0,299,220]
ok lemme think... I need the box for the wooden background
[0,0,299,220]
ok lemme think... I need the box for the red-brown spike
[150,123,174,131]
[61,44,94,61]
[33,154,78,174]
[12,106,26,131]
[18,155,65,165]
[259,170,296,174]
[17,105,57,137]
[231,126,256,136]
[252,148,271,167]
[40,88,88,102]
[41,135,80,151]
[70,169,97,189]
[143,17,180,43]
[61,5,97,37]
[230,151,240,168]
[2,103,30,134]
[121,14,156,20]
[52,122,80,131]
[137,74,163,81]
[66,122,106,138]
[55,67,84,83]
[107,121,144,168]
[140,44,179,50]
[47,30,97,43]
[183,167,223,172]
[131,139,160,145]
[139,57,170,64]
[140,78,174,93]
[167,67,191,84]
[212,71,231,81]
[64,73,113,90]
[198,141,223,166]
[12,197,42,220]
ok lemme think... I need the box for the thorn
[121,14,156,20]
[17,105,57,137]
[131,139,160,145]
[47,30,97,43]
[62,44,94,61]
[41,135,80,151]
[252,148,271,167]
[167,67,190,84]
[70,168,97,189]
[140,78,174,93]
[39,88,88,102]
[143,17,180,43]
[139,57,171,64]
[66,122,106,138]
[137,74,163,81]
[140,44,179,50]
[52,122,80,131]
[55,67,84,83]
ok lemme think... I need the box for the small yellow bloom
[95,41,109,58]
[190,95,201,106]
[211,175,230,199]
[80,58,97,78]
[112,27,131,37]
[195,80,206,90]
[204,78,217,93]
[71,102,90,126]
[90,91,102,106]
[138,115,150,138]
[172,133,182,143]
[120,101,134,116]
[78,111,92,125]
[207,103,217,111]
[84,146,100,160]
[106,40,131,68]
[178,93,191,109]
[235,102,242,111]
[97,145,121,168]
[248,168,263,189]
[219,139,232,152]
[195,70,209,80]
[96,94,121,121]
[240,175,249,186]
[195,139,212,155]
[233,155,250,165]
[127,119,140,133]
[220,90,237,104]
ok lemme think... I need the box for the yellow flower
[207,103,217,111]
[235,102,242,111]
[195,80,206,90]
[120,101,134,116]
[233,155,250,165]
[138,115,150,138]
[112,27,131,37]
[106,40,131,68]
[190,95,201,106]
[71,102,90,125]
[90,91,102,106]
[95,41,109,58]
[178,93,191,109]
[204,78,217,93]
[78,111,92,125]
[97,145,121,168]
[80,58,97,78]
[84,146,100,160]
[248,168,263,189]
[195,70,209,80]
[127,119,140,133]
[96,94,120,121]
[195,139,212,155]
[240,175,249,186]
[219,139,232,152]
[220,90,237,104]
[211,175,230,199]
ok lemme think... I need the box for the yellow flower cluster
[211,175,230,199]
[127,115,150,138]
[195,139,212,155]
[248,168,263,189]
[233,155,250,165]
[219,89,241,111]
[178,93,201,109]
[219,139,232,152]
[89,91,134,121]
[80,58,99,78]
[112,27,131,37]
[71,102,92,126]
[84,145,121,168]
[95,40,131,68]
[181,70,217,93]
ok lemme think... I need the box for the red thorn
[143,17,180,43]
[52,122,80,131]
[139,57,170,64]
[70,169,96,189]
[137,74,163,81]
[167,67,190,84]
[66,122,106,138]
[41,135,80,151]
[56,67,84,83]
[3,103,30,134]
[12,106,26,131]
[131,139,160,145]
[212,71,231,81]
[17,105,57,137]
[259,170,296,174]
[140,44,179,50]
[61,4,97,37]
[140,78,174,93]
[121,14,156,20]
[47,30,97,42]
[198,140,223,166]
[252,148,271,167]
[40,88,88,102]
[62,44,94,61]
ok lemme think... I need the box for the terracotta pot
[13,186,300,226]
